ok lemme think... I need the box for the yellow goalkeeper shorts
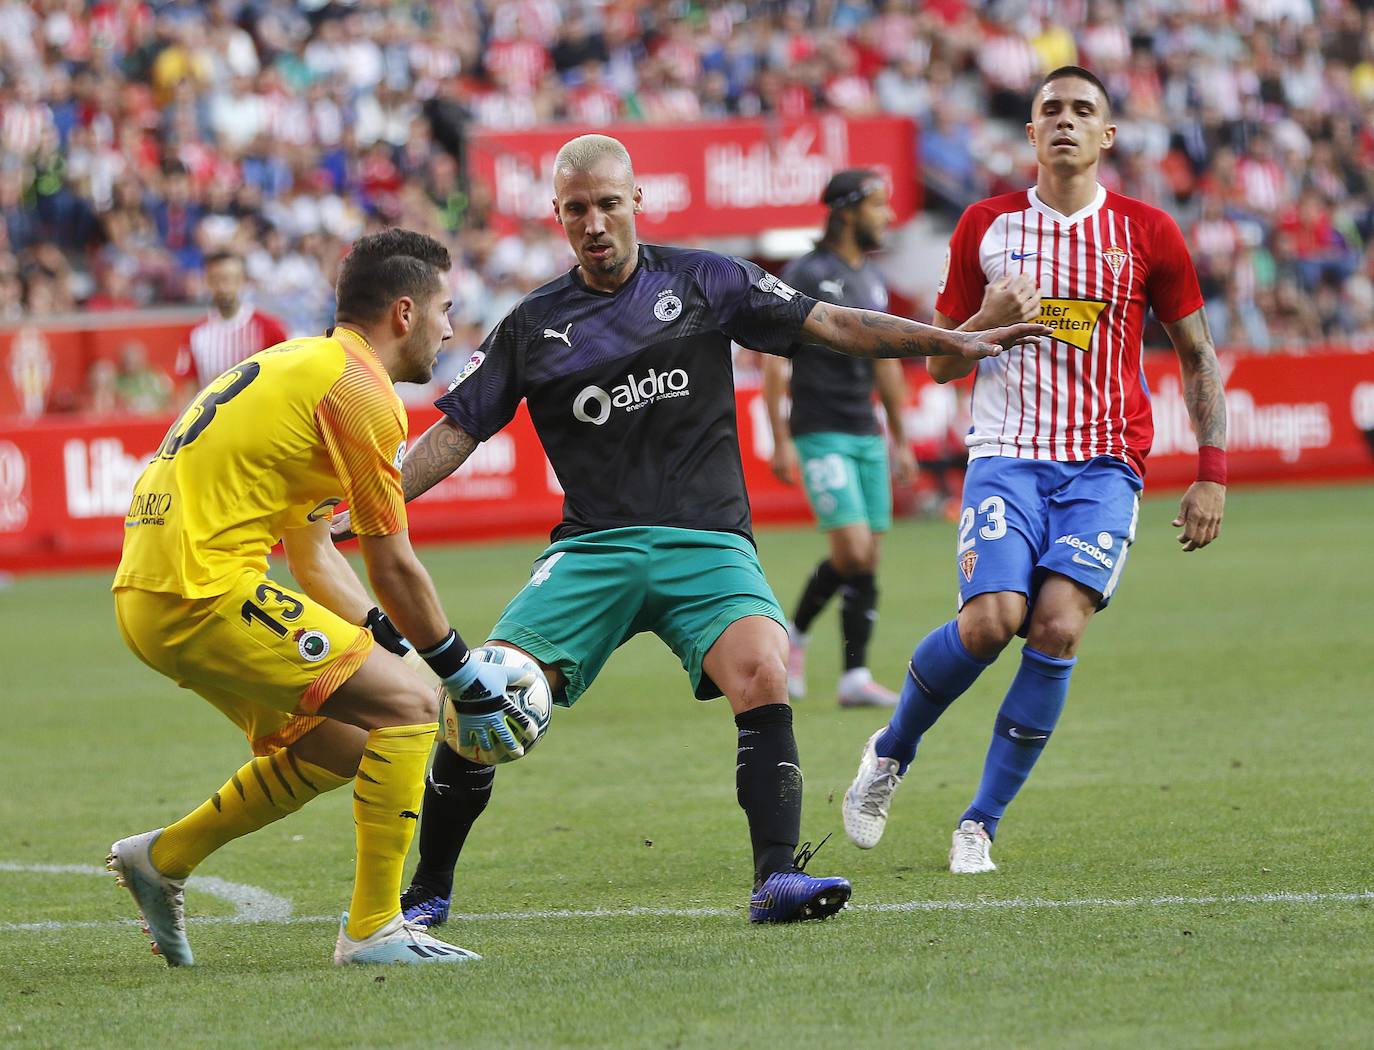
[114,574,374,755]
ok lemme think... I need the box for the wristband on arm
[419,629,474,685]
[1196,445,1227,485]
[363,607,410,657]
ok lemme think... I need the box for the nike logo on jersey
[543,323,573,346]
[1071,552,1107,569]
[1008,727,1049,742]
[818,278,845,298]
[1010,250,1039,261]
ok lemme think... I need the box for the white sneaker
[949,819,996,873]
[837,668,899,708]
[842,730,904,849]
[786,623,807,700]
[107,829,193,967]
[333,911,482,965]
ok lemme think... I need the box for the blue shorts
[955,455,1143,612]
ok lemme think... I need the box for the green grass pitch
[2,483,1371,1049]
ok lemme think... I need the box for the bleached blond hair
[552,134,634,181]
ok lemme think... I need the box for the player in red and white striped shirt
[844,67,1228,873]
[177,252,289,392]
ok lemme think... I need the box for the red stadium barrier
[468,115,920,239]
[0,310,198,418]
[1,350,1372,575]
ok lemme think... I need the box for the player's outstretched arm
[356,531,455,652]
[929,275,1043,383]
[1164,307,1228,552]
[403,417,479,501]
[332,418,480,543]
[801,301,1049,361]
[284,517,374,623]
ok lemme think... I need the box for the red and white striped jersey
[935,185,1203,477]
[178,305,289,386]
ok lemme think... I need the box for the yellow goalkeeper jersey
[113,329,408,598]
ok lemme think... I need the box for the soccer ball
[440,645,552,765]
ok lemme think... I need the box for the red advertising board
[2,350,1372,574]
[0,311,196,418]
[467,115,919,239]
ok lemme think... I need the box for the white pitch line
[1,889,1370,934]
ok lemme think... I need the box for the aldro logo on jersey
[573,367,692,426]
[1036,299,1109,352]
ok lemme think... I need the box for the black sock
[410,744,494,897]
[734,704,802,884]
[793,559,843,634]
[840,572,877,671]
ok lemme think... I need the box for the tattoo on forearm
[402,421,478,501]
[1173,313,1227,449]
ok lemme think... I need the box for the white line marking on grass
[0,862,293,929]
[0,867,1370,934]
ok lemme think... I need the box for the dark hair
[335,228,451,323]
[1034,65,1111,118]
[203,250,241,269]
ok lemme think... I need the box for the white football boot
[837,668,899,708]
[333,911,482,965]
[842,729,904,849]
[107,829,193,966]
[949,819,997,873]
[786,623,808,700]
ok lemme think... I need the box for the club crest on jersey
[959,548,978,582]
[654,290,683,322]
[1035,298,1109,353]
[295,629,330,662]
[1101,246,1128,279]
[448,350,485,390]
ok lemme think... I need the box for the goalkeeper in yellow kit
[108,229,523,966]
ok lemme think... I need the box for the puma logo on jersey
[543,323,573,346]
[818,278,845,299]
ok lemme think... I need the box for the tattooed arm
[402,417,479,501]
[332,418,480,542]
[1163,307,1228,552]
[800,301,1049,361]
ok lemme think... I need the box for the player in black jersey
[346,135,1046,928]
[763,169,915,710]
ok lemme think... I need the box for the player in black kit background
[336,134,1047,930]
[763,169,915,710]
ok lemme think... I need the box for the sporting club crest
[1101,246,1127,279]
[959,549,978,582]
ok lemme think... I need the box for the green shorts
[489,526,785,707]
[793,431,892,533]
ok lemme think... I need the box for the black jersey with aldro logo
[435,244,817,542]
[780,247,890,437]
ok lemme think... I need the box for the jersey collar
[1027,183,1106,227]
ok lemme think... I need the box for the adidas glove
[420,632,526,758]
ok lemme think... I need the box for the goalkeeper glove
[419,631,525,757]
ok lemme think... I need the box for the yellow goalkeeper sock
[150,751,350,879]
[346,722,438,940]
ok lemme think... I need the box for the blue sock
[875,620,992,774]
[961,645,1076,839]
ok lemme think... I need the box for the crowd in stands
[3,0,1373,412]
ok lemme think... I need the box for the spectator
[176,250,287,394]
[113,341,172,415]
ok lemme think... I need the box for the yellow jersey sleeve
[315,352,409,537]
